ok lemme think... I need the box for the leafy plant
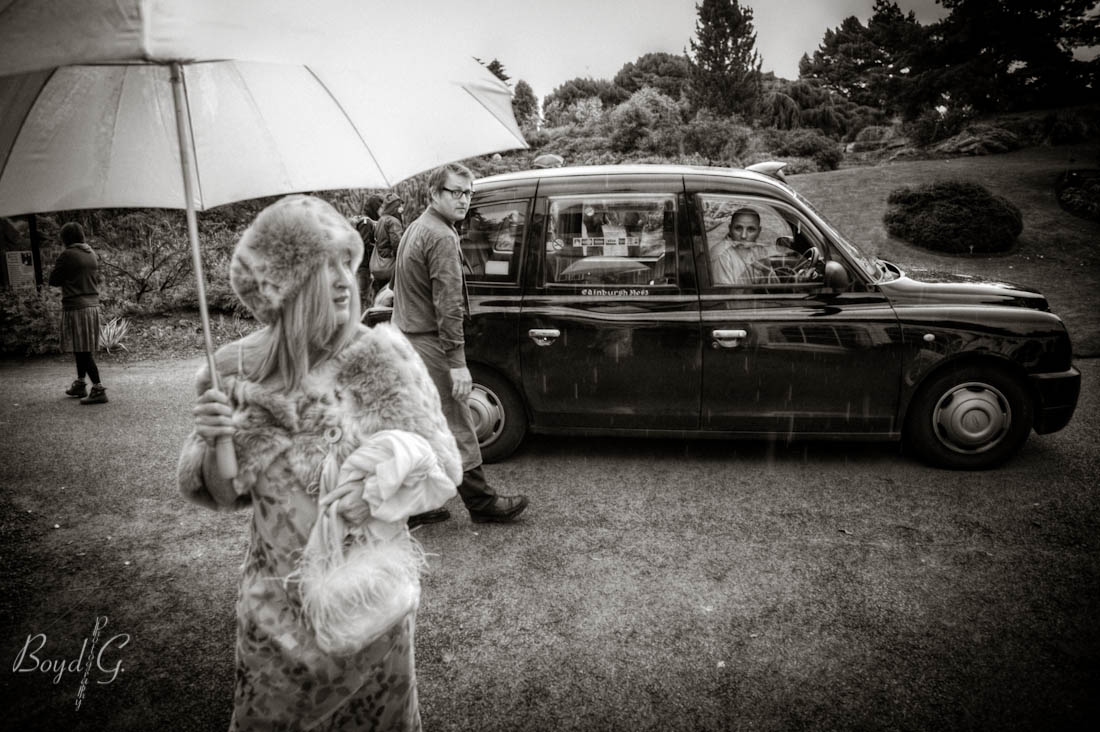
[883,179,1023,254]
[99,316,130,353]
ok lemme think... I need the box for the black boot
[408,507,451,528]
[460,466,528,524]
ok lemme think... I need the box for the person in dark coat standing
[368,192,405,304]
[353,194,384,306]
[48,222,108,405]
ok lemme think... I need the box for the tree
[761,91,800,130]
[482,58,511,85]
[910,0,1099,115]
[798,1,924,115]
[542,78,629,124]
[687,0,763,118]
[511,80,538,128]
[613,52,692,101]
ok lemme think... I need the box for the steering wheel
[749,250,821,284]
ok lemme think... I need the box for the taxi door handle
[712,328,748,349]
[528,328,561,347]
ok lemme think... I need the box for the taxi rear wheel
[468,366,527,463]
[904,365,1032,470]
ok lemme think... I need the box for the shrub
[681,111,752,163]
[904,105,976,147]
[1043,108,1100,145]
[931,124,1021,156]
[849,124,899,152]
[0,288,60,356]
[883,180,1023,254]
[760,129,843,170]
[523,126,551,149]
[608,102,652,153]
[640,127,682,158]
[1056,170,1100,222]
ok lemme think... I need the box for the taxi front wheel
[904,365,1032,470]
[468,366,527,463]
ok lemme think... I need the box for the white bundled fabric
[297,429,457,656]
[338,429,458,528]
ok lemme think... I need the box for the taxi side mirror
[824,260,850,291]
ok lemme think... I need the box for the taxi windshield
[789,188,886,281]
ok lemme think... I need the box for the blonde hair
[224,258,360,391]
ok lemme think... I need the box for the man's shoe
[79,385,108,405]
[408,508,450,528]
[469,495,529,524]
[65,380,87,398]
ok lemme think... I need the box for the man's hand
[450,366,472,400]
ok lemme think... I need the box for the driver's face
[729,214,761,242]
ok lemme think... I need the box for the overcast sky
[450,0,950,102]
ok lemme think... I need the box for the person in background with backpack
[368,192,404,303]
[48,222,109,405]
[352,194,383,308]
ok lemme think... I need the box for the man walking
[392,162,529,526]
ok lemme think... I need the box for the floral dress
[179,324,461,731]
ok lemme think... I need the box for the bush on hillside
[760,129,843,170]
[849,124,902,152]
[1056,170,1100,221]
[884,180,1023,254]
[904,105,977,147]
[608,102,652,153]
[1043,108,1100,145]
[681,111,752,164]
[523,127,552,149]
[932,124,1021,156]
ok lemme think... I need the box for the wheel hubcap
[467,385,504,448]
[932,382,1011,454]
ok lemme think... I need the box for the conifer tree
[687,0,763,118]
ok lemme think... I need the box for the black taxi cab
[372,163,1081,470]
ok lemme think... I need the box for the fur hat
[231,195,363,324]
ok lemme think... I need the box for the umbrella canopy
[0,1,527,215]
[0,0,527,477]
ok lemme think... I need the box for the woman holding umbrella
[178,194,460,730]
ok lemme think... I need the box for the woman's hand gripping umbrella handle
[194,387,238,483]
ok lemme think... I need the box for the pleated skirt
[60,306,101,353]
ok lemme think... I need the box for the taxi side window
[543,194,677,287]
[459,201,526,284]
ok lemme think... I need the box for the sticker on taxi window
[580,288,651,297]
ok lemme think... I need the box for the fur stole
[178,323,462,511]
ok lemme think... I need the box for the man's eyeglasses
[440,186,474,200]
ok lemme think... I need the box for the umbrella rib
[175,66,206,210]
[0,68,56,194]
[304,66,392,188]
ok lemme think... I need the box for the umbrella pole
[171,63,237,479]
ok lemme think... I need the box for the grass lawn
[2,143,1098,731]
